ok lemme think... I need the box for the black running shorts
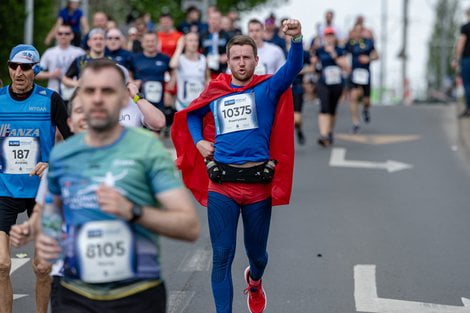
[52,281,167,313]
[351,83,371,97]
[0,197,35,234]
[293,92,304,113]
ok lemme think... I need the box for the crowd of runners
[0,2,383,313]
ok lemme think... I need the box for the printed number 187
[12,150,29,159]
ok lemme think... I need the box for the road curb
[457,102,470,165]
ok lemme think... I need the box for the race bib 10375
[214,93,259,135]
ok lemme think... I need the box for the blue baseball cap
[9,44,40,64]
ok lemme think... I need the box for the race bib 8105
[76,220,136,283]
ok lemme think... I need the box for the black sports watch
[129,203,143,223]
[133,92,145,103]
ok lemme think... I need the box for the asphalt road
[11,102,470,313]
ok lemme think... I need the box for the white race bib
[77,220,135,283]
[144,81,163,103]
[0,137,40,174]
[324,66,342,85]
[182,80,204,103]
[207,54,220,71]
[352,68,370,85]
[215,93,258,135]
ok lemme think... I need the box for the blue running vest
[0,85,56,198]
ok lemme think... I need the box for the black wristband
[129,203,143,223]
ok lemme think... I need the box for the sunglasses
[58,32,72,36]
[107,36,121,40]
[8,62,34,71]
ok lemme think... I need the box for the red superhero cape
[171,73,294,207]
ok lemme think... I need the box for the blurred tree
[0,0,278,84]
[88,0,280,29]
[427,0,460,94]
[0,0,55,85]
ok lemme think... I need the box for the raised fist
[282,19,302,38]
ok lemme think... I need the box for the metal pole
[379,0,388,105]
[82,0,89,23]
[402,0,409,103]
[439,0,448,90]
[24,0,34,44]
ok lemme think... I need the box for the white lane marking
[11,258,31,301]
[168,291,195,313]
[329,148,413,173]
[15,253,28,258]
[177,249,212,272]
[10,257,30,275]
[354,264,470,313]
[13,294,27,300]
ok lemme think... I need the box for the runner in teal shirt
[36,59,199,313]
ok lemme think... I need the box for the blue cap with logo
[9,44,40,64]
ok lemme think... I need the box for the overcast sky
[241,0,470,98]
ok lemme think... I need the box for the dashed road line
[168,291,196,313]
[177,248,212,272]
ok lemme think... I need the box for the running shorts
[0,197,35,234]
[52,281,166,313]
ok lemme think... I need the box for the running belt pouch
[207,161,276,184]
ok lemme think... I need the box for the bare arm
[453,34,467,68]
[205,66,211,85]
[10,204,41,247]
[80,16,89,34]
[336,56,351,73]
[61,75,79,88]
[128,82,165,130]
[138,189,200,241]
[44,18,63,45]
[96,186,200,242]
[169,37,185,69]
[136,98,166,130]
[370,50,379,62]
[36,67,62,80]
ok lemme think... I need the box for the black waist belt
[206,160,277,184]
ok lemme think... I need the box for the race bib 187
[214,93,259,135]
[0,137,40,174]
[76,220,135,283]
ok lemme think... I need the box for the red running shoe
[243,266,267,313]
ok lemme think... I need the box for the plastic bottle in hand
[41,193,63,262]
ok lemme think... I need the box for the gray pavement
[12,101,470,313]
[457,101,470,166]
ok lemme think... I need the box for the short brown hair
[82,58,125,85]
[248,19,263,28]
[226,35,257,58]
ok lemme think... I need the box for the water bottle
[41,194,63,262]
